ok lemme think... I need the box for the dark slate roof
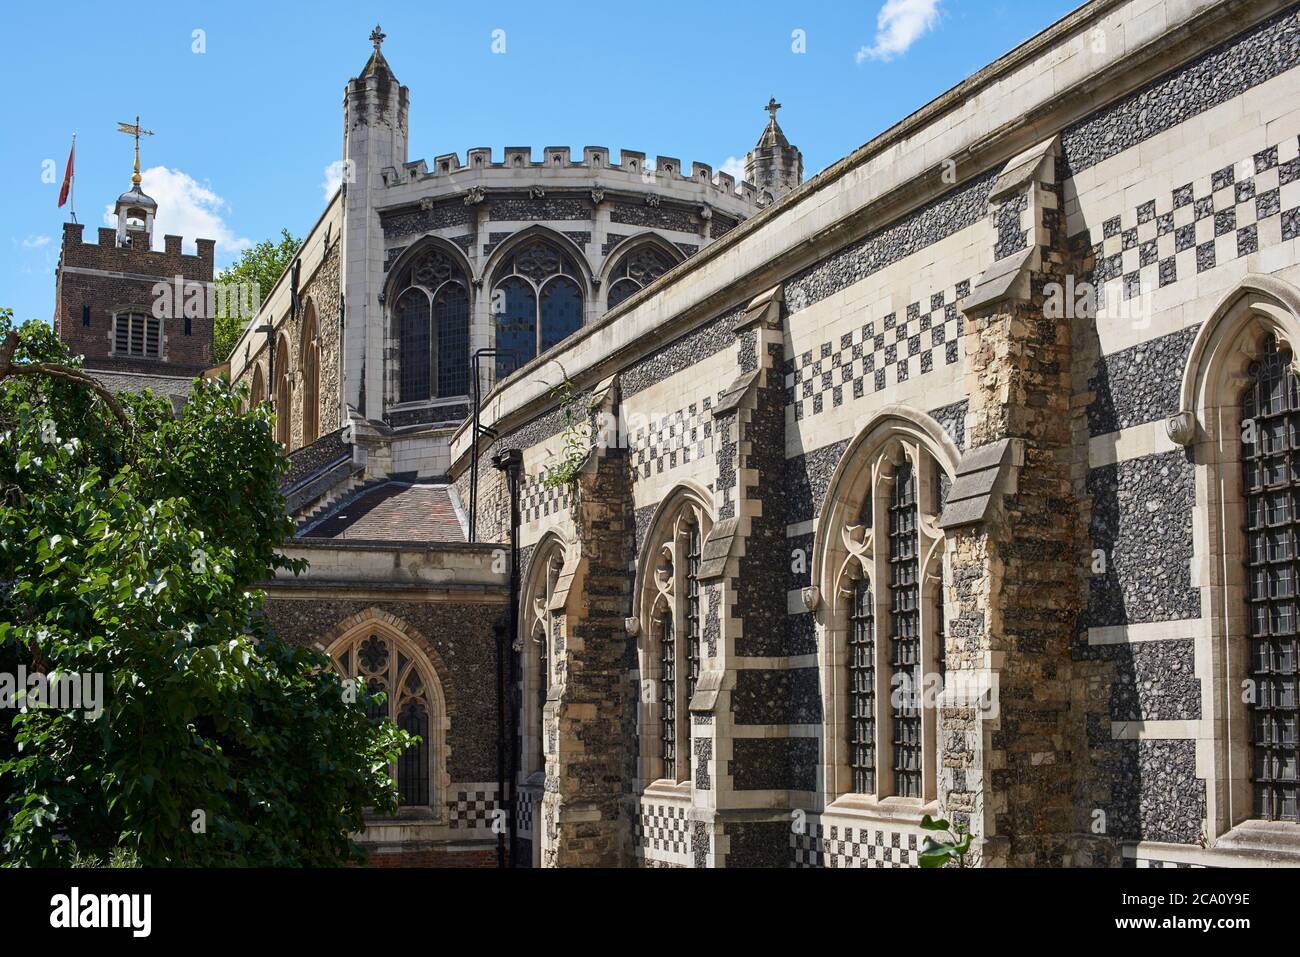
[301,482,465,544]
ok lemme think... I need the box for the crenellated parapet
[383,145,761,211]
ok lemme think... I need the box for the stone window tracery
[826,437,948,804]
[391,245,471,404]
[523,543,566,777]
[606,243,680,309]
[331,629,442,809]
[639,492,712,786]
[491,238,584,379]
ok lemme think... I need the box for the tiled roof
[301,482,466,543]
[84,369,194,400]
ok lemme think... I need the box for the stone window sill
[825,793,940,827]
[643,779,692,801]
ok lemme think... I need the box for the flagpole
[69,133,77,224]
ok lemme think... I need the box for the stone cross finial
[765,97,781,121]
[369,24,386,52]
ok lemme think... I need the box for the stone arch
[810,405,958,805]
[385,238,475,406]
[1173,274,1300,841]
[273,332,292,447]
[598,231,686,310]
[633,481,715,786]
[483,224,596,302]
[520,529,572,779]
[299,298,320,444]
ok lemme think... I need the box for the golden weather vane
[116,115,154,187]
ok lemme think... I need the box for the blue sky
[1,0,1080,325]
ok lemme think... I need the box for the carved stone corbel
[800,586,820,611]
[1166,411,1196,446]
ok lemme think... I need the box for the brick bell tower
[53,119,216,401]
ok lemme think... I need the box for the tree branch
[0,331,132,430]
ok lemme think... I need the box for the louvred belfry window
[1242,336,1300,822]
[113,312,161,359]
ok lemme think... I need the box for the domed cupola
[114,116,157,247]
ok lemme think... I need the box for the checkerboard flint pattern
[517,789,535,838]
[1091,135,1300,298]
[628,398,715,480]
[520,473,570,523]
[634,802,690,859]
[448,788,499,830]
[790,821,919,868]
[787,281,970,422]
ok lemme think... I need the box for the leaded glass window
[391,246,471,403]
[332,630,438,808]
[492,238,585,380]
[434,282,470,398]
[397,289,430,403]
[524,547,564,778]
[606,243,680,309]
[1243,336,1300,822]
[848,577,876,794]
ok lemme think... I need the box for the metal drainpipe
[469,348,506,543]
[493,447,523,866]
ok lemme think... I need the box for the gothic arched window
[331,628,442,809]
[1242,336,1300,823]
[523,542,566,777]
[391,246,471,404]
[606,243,681,309]
[491,238,585,379]
[299,301,320,444]
[249,363,266,409]
[822,431,950,804]
[273,333,291,448]
[638,491,711,785]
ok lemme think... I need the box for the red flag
[57,137,75,208]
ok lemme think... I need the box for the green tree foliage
[211,229,301,364]
[0,310,409,866]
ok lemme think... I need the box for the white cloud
[102,166,250,258]
[720,156,747,185]
[322,160,347,202]
[856,0,943,63]
[20,235,51,250]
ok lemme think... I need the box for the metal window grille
[660,612,676,780]
[1243,337,1300,822]
[889,463,922,798]
[686,523,702,713]
[537,633,549,774]
[397,701,430,806]
[848,577,876,793]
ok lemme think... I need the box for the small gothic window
[1242,336,1300,823]
[491,238,585,379]
[434,282,470,397]
[606,243,681,309]
[524,547,565,777]
[332,630,438,808]
[640,493,713,785]
[832,442,947,802]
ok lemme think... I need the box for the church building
[237,0,1300,868]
